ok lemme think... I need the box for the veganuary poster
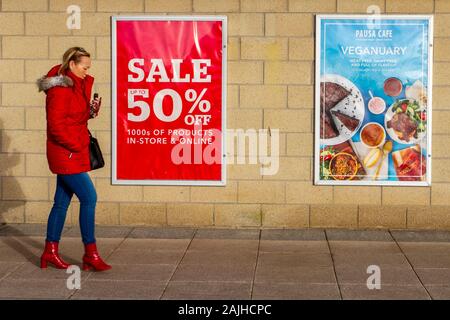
[315,15,433,186]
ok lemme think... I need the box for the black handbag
[88,130,105,170]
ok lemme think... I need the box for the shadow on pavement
[0,119,45,266]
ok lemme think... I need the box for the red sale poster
[112,17,227,185]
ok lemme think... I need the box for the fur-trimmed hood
[37,64,94,95]
[37,74,73,92]
[37,64,74,93]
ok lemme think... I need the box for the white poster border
[314,14,433,187]
[111,16,227,186]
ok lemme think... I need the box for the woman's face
[69,56,91,79]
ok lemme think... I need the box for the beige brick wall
[215,204,261,227]
[1,1,449,230]
[145,0,192,13]
[242,0,287,12]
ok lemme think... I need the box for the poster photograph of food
[314,15,433,186]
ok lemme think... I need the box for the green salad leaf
[391,99,426,134]
[319,147,336,180]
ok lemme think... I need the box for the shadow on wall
[0,118,43,265]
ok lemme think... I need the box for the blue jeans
[46,173,97,244]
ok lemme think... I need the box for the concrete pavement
[0,223,449,300]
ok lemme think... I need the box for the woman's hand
[90,96,102,118]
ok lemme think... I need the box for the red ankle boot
[40,241,70,269]
[82,243,111,272]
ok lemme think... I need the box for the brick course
[0,1,448,230]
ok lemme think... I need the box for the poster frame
[314,14,433,186]
[111,15,227,186]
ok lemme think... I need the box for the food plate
[320,74,365,146]
[319,141,366,181]
[329,152,358,180]
[384,99,426,145]
[353,142,389,180]
[392,144,426,181]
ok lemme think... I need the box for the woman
[37,47,111,272]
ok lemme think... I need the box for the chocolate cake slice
[320,82,351,112]
[331,110,360,132]
[320,110,339,139]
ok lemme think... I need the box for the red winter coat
[37,65,94,174]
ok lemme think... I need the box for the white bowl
[360,122,386,149]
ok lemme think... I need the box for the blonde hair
[58,47,91,75]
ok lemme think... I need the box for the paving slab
[261,229,326,241]
[258,252,333,268]
[0,236,129,266]
[171,262,256,282]
[1,224,450,300]
[69,279,166,299]
[88,264,177,282]
[0,235,44,251]
[404,254,450,269]
[195,228,260,240]
[425,286,450,300]
[254,266,337,284]
[0,244,41,264]
[340,284,431,300]
[0,236,43,256]
[0,279,74,299]
[259,240,330,254]
[6,262,84,280]
[415,268,450,286]
[398,242,450,255]
[0,262,23,280]
[0,224,55,237]
[117,238,191,251]
[181,250,257,266]
[107,249,185,265]
[162,281,252,300]
[332,253,410,268]
[326,229,393,241]
[329,241,402,255]
[252,283,341,300]
[129,227,196,239]
[188,239,259,252]
[334,265,421,286]
[391,230,450,242]
[63,226,132,239]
